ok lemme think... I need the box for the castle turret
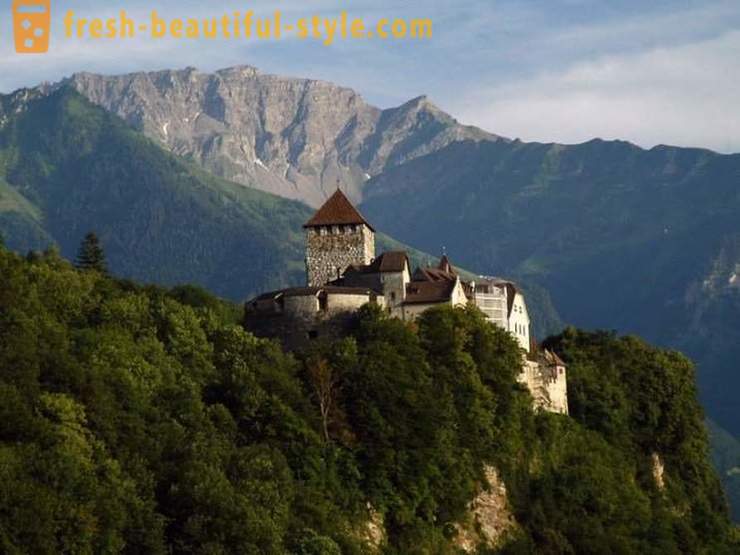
[304,189,376,287]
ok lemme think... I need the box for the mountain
[66,66,497,208]
[0,86,430,303]
[0,85,309,299]
[2,66,738,513]
[359,138,740,439]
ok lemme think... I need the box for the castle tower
[304,189,376,287]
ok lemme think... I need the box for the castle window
[318,293,328,312]
[308,330,319,340]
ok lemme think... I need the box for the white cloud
[452,29,740,153]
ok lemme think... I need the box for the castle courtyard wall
[245,291,381,351]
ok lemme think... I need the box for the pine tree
[75,232,107,273]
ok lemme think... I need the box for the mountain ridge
[55,65,500,208]
[0,85,459,305]
[2,66,739,518]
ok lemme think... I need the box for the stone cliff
[65,66,499,207]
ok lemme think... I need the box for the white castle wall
[519,358,568,415]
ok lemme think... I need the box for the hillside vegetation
[0,87,431,303]
[0,244,736,553]
[6,66,736,517]
[360,139,740,445]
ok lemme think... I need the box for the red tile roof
[304,189,375,231]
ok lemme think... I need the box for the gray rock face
[64,66,499,207]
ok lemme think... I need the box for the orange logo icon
[13,0,51,54]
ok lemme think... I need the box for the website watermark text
[63,10,433,46]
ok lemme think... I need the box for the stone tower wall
[306,224,375,286]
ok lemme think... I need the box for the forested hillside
[0,86,433,303]
[360,139,740,445]
[5,67,735,519]
[0,244,735,553]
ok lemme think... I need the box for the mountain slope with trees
[63,65,739,453]
[0,244,736,553]
[359,139,740,443]
[0,86,432,303]
[2,67,739,520]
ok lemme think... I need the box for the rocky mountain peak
[60,65,498,207]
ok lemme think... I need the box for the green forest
[0,241,737,554]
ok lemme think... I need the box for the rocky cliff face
[65,66,497,207]
[454,466,517,552]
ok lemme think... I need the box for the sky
[1,0,739,153]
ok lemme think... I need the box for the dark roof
[332,252,409,292]
[304,189,375,231]
[369,251,409,273]
[342,251,410,276]
[413,266,457,283]
[412,256,459,283]
[404,280,456,305]
[328,271,384,293]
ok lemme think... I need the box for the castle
[245,189,568,414]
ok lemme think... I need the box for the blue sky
[1,0,739,152]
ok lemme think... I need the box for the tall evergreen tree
[75,232,107,273]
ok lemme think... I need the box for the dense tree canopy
[0,245,736,553]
